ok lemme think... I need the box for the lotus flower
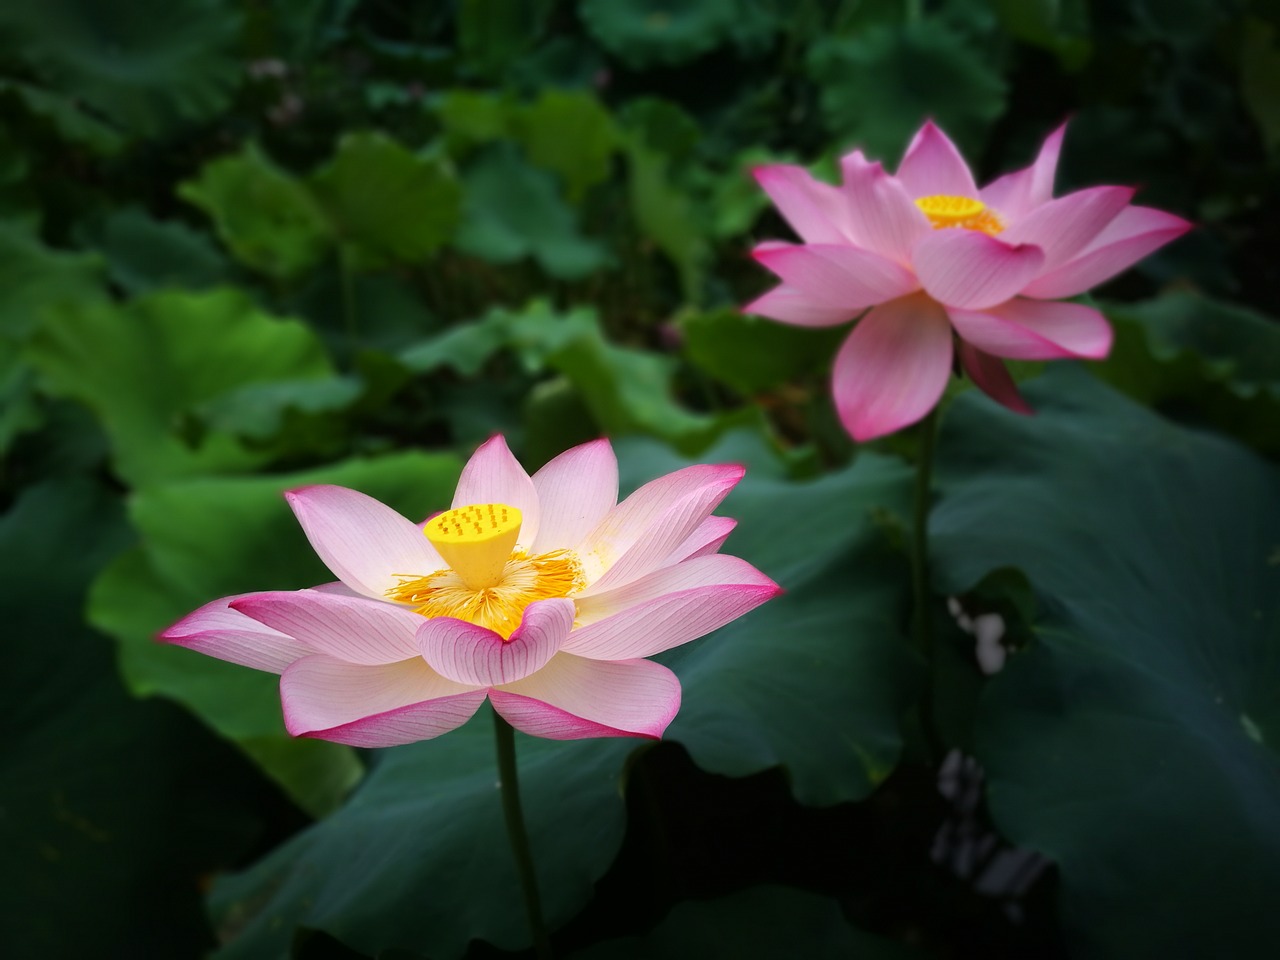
[747,121,1191,440]
[161,437,779,746]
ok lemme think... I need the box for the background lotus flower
[747,120,1192,441]
[161,437,779,747]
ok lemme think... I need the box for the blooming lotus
[161,437,779,746]
[747,121,1191,440]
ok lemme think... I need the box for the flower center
[385,502,585,640]
[914,194,1004,235]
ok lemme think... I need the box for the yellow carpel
[915,194,1004,235]
[425,503,522,591]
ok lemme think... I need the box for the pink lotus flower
[747,121,1191,440]
[161,437,779,746]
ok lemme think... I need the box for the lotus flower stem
[911,405,944,762]
[494,711,553,960]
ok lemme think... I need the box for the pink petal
[666,515,737,564]
[1021,206,1192,299]
[452,435,540,549]
[280,655,487,747]
[159,593,311,674]
[832,294,954,442]
[896,121,979,199]
[742,284,860,328]
[947,299,1113,360]
[753,164,853,243]
[576,464,745,595]
[231,590,424,665]
[417,598,574,686]
[1000,185,1134,273]
[913,230,1045,310]
[529,439,618,554]
[980,122,1066,220]
[839,150,931,263]
[563,555,780,660]
[490,654,681,740]
[752,243,920,309]
[957,341,1033,415]
[286,485,445,600]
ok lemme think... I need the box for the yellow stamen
[915,194,1004,235]
[387,549,584,640]
[425,503,522,591]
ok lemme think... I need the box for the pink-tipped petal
[281,655,486,747]
[452,435,540,548]
[1000,185,1134,272]
[666,515,737,564]
[530,439,618,554]
[159,593,312,674]
[839,151,931,263]
[1020,206,1192,299]
[980,122,1066,219]
[576,464,746,594]
[564,555,780,659]
[832,294,954,442]
[753,165,853,243]
[913,230,1045,310]
[948,299,1112,360]
[286,485,445,600]
[742,284,860,328]
[231,590,423,665]
[490,654,681,740]
[958,341,1033,415]
[417,598,574,687]
[896,121,980,199]
[752,243,920,309]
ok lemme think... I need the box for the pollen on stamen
[386,548,586,640]
[915,194,1004,235]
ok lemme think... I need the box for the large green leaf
[76,206,229,295]
[679,307,847,395]
[619,432,919,805]
[0,0,242,137]
[0,477,273,954]
[931,367,1280,955]
[579,0,737,69]
[0,221,106,342]
[27,288,336,487]
[512,89,618,202]
[454,145,609,279]
[310,131,461,267]
[808,21,1007,161]
[88,451,461,814]
[211,710,634,959]
[0,79,126,154]
[573,885,922,959]
[179,144,332,281]
[1096,291,1280,455]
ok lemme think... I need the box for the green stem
[911,405,944,762]
[905,0,924,23]
[493,712,552,960]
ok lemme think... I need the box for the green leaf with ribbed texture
[454,145,608,279]
[808,21,1006,161]
[0,0,242,137]
[179,144,331,280]
[27,288,335,486]
[310,131,461,267]
[932,367,1280,956]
